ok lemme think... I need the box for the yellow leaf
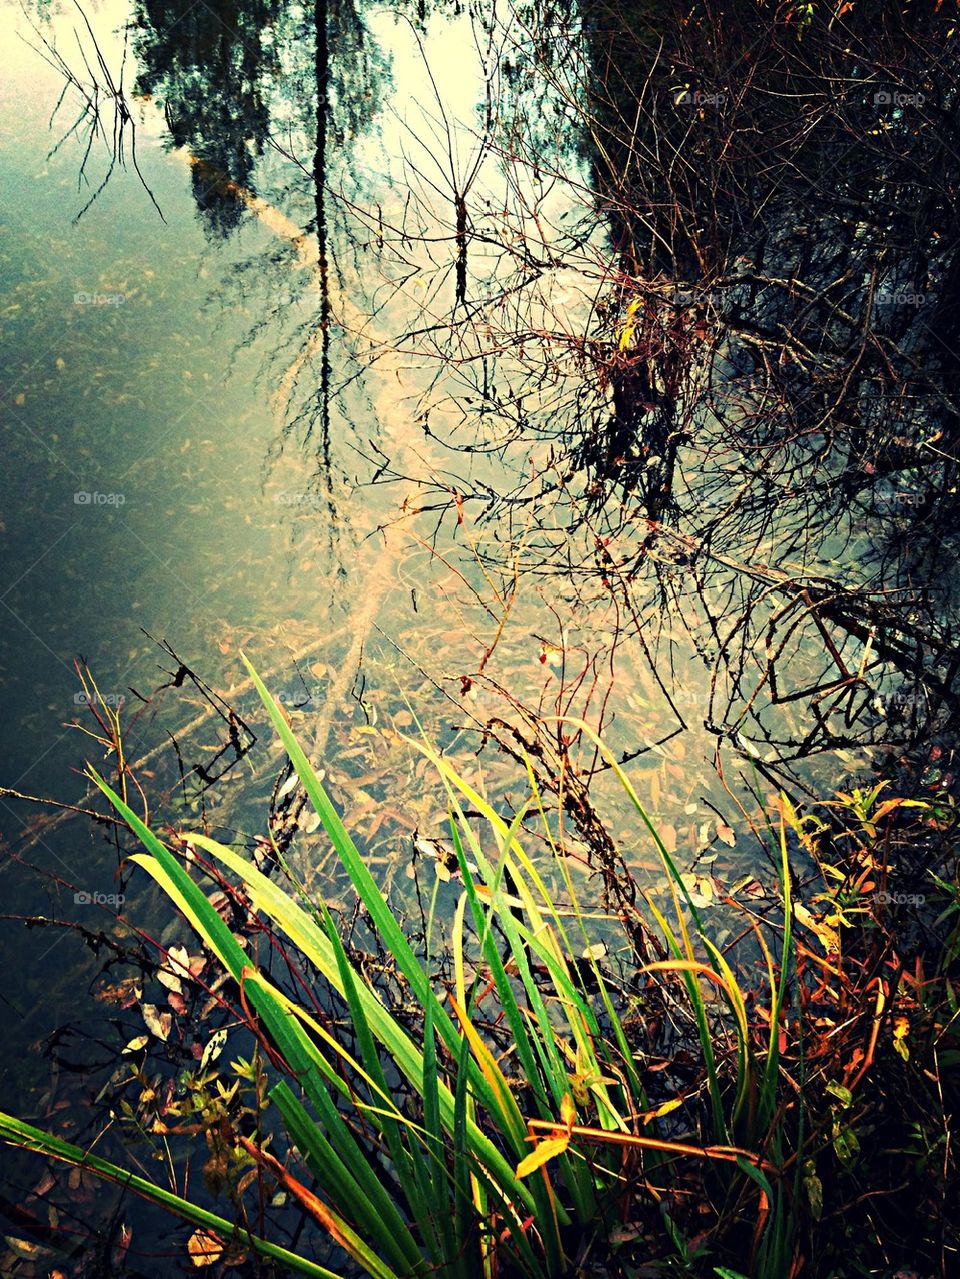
[187,1229,224,1267]
[516,1132,570,1179]
[472,884,524,908]
[4,1236,41,1259]
[873,798,927,822]
[618,298,643,351]
[794,902,839,954]
[560,1093,576,1132]
[641,1096,684,1123]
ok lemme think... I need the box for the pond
[1,0,958,1272]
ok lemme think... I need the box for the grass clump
[2,655,954,1277]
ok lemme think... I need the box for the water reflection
[132,0,282,234]
[3,0,960,1269]
[5,0,960,838]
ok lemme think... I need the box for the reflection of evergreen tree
[132,0,284,233]
[129,0,420,236]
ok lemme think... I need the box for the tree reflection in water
[33,0,960,792]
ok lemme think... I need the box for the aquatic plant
[0,657,855,1278]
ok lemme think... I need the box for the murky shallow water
[0,0,952,1268]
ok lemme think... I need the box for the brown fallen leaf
[95,977,142,1007]
[142,1004,172,1041]
[187,1228,224,1267]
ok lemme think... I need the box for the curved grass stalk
[0,1114,342,1279]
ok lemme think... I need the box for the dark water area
[1,0,960,1272]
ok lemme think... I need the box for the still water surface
[0,0,932,1266]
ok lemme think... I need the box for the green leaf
[826,1080,853,1109]
[802,1160,823,1223]
[832,1123,860,1168]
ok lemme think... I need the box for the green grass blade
[423,1000,458,1270]
[316,899,438,1255]
[270,1080,420,1276]
[0,1112,341,1279]
[88,772,247,980]
[187,836,537,1216]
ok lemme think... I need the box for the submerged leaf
[187,1228,224,1267]
[200,1028,229,1072]
[276,771,300,801]
[142,1005,172,1041]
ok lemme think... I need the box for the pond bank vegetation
[2,659,958,1278]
